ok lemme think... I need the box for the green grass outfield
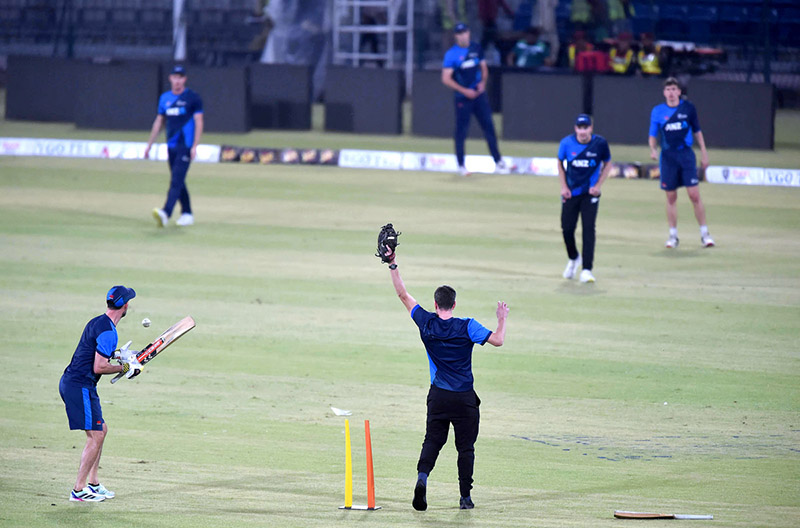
[1,106,799,527]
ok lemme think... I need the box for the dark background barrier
[411,69,485,139]
[166,65,251,133]
[75,62,160,130]
[502,73,584,142]
[6,56,88,122]
[687,79,774,150]
[324,66,403,134]
[250,64,312,130]
[592,76,665,145]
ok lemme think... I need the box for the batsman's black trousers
[561,192,600,270]
[417,385,481,497]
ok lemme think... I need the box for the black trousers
[417,385,481,497]
[561,192,600,270]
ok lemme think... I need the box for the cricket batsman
[58,286,142,501]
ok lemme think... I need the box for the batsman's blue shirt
[649,100,701,151]
[558,134,611,197]
[158,88,203,149]
[61,314,118,387]
[443,42,484,101]
[411,305,492,392]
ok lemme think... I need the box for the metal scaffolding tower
[332,0,414,94]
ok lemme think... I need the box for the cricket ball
[142,318,151,328]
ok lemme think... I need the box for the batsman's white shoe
[665,236,679,249]
[562,255,582,279]
[458,166,471,177]
[69,487,106,502]
[87,483,115,499]
[152,208,168,228]
[701,234,715,247]
[176,213,194,226]
[579,269,596,283]
[495,159,513,174]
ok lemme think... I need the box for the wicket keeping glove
[375,223,401,263]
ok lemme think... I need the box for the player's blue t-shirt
[443,42,484,100]
[61,314,118,387]
[558,134,611,196]
[410,305,492,392]
[649,100,701,151]
[158,88,203,149]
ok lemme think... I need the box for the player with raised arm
[59,286,142,502]
[375,224,509,510]
[648,77,715,249]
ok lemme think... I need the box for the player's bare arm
[694,131,709,169]
[486,301,509,347]
[590,158,613,196]
[93,351,124,375]
[144,115,165,159]
[191,113,204,160]
[558,159,571,199]
[389,257,418,313]
[441,68,477,99]
[648,136,659,160]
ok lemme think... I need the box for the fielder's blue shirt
[558,134,611,196]
[649,100,701,151]
[61,314,118,387]
[158,88,203,149]
[411,305,492,392]
[443,42,484,100]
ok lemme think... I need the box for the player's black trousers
[417,385,481,498]
[164,144,192,217]
[454,92,501,167]
[561,192,600,270]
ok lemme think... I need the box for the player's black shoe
[459,496,474,509]
[412,479,427,511]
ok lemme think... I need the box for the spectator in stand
[478,0,514,53]
[609,32,635,75]
[637,32,664,76]
[508,27,551,69]
[571,0,607,41]
[568,30,594,69]
[440,0,467,49]
[607,0,634,36]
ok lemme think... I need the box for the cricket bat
[614,511,714,520]
[111,315,196,384]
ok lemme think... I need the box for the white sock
[700,225,709,237]
[669,227,678,238]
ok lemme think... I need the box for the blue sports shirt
[558,134,611,196]
[443,42,484,100]
[158,88,203,149]
[649,100,701,151]
[411,305,492,392]
[61,314,118,387]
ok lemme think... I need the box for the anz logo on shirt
[459,58,478,69]
[664,121,687,132]
[572,159,597,168]
[165,106,186,116]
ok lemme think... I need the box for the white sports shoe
[152,208,168,228]
[562,255,582,279]
[579,269,596,283]
[665,236,679,249]
[87,483,115,499]
[69,487,106,502]
[176,213,194,226]
[458,166,471,177]
[701,234,715,247]
[495,159,512,174]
